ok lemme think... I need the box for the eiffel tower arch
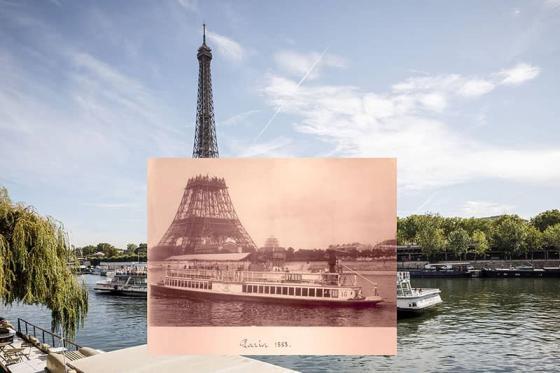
[154,175,256,257]
[151,25,257,260]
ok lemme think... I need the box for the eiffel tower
[152,25,257,259]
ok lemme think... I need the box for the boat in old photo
[397,271,442,316]
[150,252,383,307]
[94,268,147,297]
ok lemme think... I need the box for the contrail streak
[414,192,439,215]
[253,47,329,143]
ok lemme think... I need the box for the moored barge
[408,263,474,278]
[480,265,560,278]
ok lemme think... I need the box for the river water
[1,276,559,372]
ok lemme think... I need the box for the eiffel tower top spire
[193,24,219,158]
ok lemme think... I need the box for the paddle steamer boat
[150,253,383,307]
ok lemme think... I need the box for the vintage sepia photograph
[148,158,396,327]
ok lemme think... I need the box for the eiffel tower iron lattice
[192,24,219,158]
[152,25,257,259]
[155,176,257,256]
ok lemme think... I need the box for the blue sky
[1,0,559,248]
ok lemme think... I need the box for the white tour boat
[151,253,383,307]
[397,271,442,315]
[94,269,147,297]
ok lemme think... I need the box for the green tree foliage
[397,214,443,245]
[531,209,560,232]
[447,228,470,259]
[416,225,446,259]
[136,243,147,255]
[491,215,527,259]
[471,230,489,258]
[544,223,560,257]
[79,245,97,257]
[523,226,543,259]
[461,217,492,236]
[96,242,118,257]
[397,211,556,258]
[126,243,138,254]
[0,187,88,338]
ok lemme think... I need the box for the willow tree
[0,187,88,338]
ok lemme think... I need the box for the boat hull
[409,270,473,278]
[150,284,382,307]
[397,290,442,317]
[94,286,147,297]
[480,269,560,278]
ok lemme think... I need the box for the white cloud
[176,0,197,12]
[544,0,560,10]
[0,49,183,206]
[459,79,496,97]
[497,63,540,85]
[261,63,558,190]
[206,31,245,62]
[274,50,346,80]
[461,201,515,217]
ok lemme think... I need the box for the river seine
[1,276,559,372]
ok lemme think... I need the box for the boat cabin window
[286,273,302,282]
[309,288,315,297]
[276,286,281,294]
[289,287,294,296]
[258,286,263,294]
[302,288,308,296]
[324,289,330,297]
[282,287,288,295]
[317,289,323,297]
[270,286,275,294]
[331,289,338,298]
[295,287,301,296]
[265,286,270,294]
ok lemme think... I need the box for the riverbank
[398,259,560,270]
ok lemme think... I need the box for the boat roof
[167,252,251,262]
[69,345,294,372]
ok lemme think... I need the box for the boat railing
[166,269,340,285]
[397,272,410,282]
[16,318,82,351]
[397,272,413,296]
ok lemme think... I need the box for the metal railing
[165,268,360,288]
[17,318,82,351]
